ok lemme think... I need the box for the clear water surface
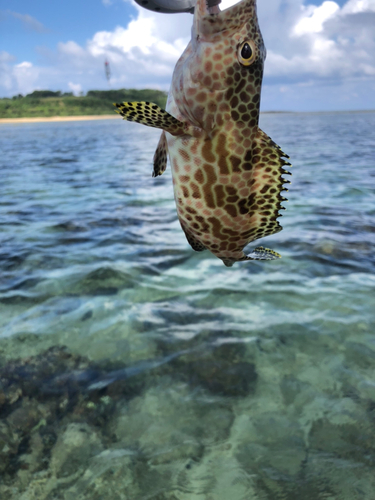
[0,112,374,499]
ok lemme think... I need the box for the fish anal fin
[153,131,168,177]
[114,101,186,136]
[245,246,281,261]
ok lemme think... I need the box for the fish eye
[237,41,256,66]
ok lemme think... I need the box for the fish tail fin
[114,102,186,136]
[246,246,281,261]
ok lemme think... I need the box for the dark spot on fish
[202,142,216,163]
[244,150,252,162]
[222,227,237,235]
[214,184,226,207]
[224,204,238,217]
[194,169,204,184]
[205,61,213,72]
[235,79,246,94]
[231,110,240,121]
[208,217,223,238]
[217,157,229,175]
[196,92,206,103]
[203,76,212,87]
[240,91,250,103]
[191,182,201,199]
[229,155,241,172]
[225,186,237,195]
[230,96,239,108]
[203,163,217,184]
[248,193,256,206]
[203,185,216,209]
[226,88,234,100]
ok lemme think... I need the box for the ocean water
[0,112,374,499]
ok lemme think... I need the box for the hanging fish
[115,0,291,267]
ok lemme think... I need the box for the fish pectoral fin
[114,101,187,136]
[152,131,168,177]
[245,246,281,261]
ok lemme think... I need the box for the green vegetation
[0,89,168,118]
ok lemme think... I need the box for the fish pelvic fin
[115,101,186,136]
[153,131,168,177]
[245,246,281,261]
[180,222,206,252]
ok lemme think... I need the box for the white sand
[0,115,121,124]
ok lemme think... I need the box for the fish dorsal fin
[115,102,186,137]
[153,131,168,177]
[244,127,291,239]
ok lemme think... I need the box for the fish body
[115,0,291,267]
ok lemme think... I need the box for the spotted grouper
[115,0,291,267]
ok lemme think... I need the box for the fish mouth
[194,0,257,36]
[203,0,222,14]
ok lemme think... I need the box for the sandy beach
[0,114,121,124]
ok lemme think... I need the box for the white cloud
[263,0,375,89]
[0,51,16,92]
[13,61,40,95]
[68,82,82,95]
[342,0,375,13]
[58,41,87,58]
[293,1,339,35]
[6,10,49,33]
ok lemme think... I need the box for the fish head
[170,0,266,131]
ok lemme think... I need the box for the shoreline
[0,114,121,124]
[1,109,374,125]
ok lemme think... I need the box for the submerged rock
[0,345,146,485]
[172,343,258,397]
[50,423,103,477]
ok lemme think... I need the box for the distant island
[1,91,373,122]
[0,89,167,119]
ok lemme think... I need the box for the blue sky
[1,0,137,63]
[1,0,375,111]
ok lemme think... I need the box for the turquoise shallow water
[0,112,375,499]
